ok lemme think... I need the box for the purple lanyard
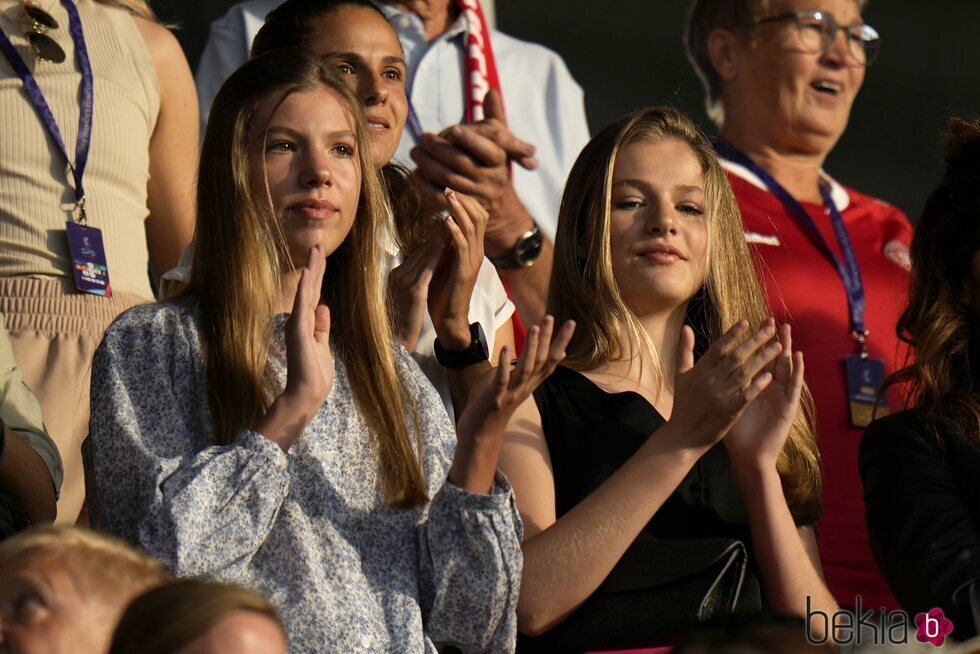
[0,0,94,221]
[713,138,869,344]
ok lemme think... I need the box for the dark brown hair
[251,0,387,59]
[886,117,980,443]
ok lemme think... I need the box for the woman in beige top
[0,0,197,523]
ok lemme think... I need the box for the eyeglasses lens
[797,13,879,66]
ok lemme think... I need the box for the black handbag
[516,535,761,653]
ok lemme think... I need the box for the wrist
[488,221,542,270]
[434,322,490,369]
[731,459,781,494]
[434,319,472,350]
[640,422,711,466]
[254,394,315,451]
[484,197,534,259]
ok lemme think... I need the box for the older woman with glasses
[685,1,912,614]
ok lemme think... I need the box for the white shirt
[194,0,591,242]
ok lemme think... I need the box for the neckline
[720,156,851,211]
[554,366,667,422]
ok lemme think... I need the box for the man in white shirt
[195,0,590,326]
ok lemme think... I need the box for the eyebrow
[615,179,704,194]
[325,51,407,68]
[265,126,356,141]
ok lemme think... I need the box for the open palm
[725,323,804,469]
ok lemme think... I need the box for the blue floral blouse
[84,298,523,652]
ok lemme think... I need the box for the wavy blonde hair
[549,106,822,524]
[189,49,426,508]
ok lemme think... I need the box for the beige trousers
[0,277,147,524]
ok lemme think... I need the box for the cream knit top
[0,0,159,299]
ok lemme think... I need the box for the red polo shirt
[725,162,912,611]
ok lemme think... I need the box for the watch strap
[434,322,490,369]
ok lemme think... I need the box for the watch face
[515,231,543,266]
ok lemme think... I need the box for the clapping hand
[255,245,333,450]
[666,319,783,454]
[388,189,489,352]
[388,229,446,353]
[451,316,575,493]
[724,322,804,471]
[283,244,334,415]
[410,91,536,255]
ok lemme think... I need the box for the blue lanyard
[0,0,94,222]
[713,138,869,349]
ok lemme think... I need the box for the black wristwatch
[489,221,543,269]
[434,322,490,369]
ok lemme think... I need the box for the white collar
[373,2,469,40]
[719,157,851,211]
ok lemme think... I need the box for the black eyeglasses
[751,10,880,67]
[23,2,66,64]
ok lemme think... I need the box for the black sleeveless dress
[516,366,763,652]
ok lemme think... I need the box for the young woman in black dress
[497,107,837,649]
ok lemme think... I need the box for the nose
[820,27,849,68]
[301,148,332,188]
[361,72,388,107]
[644,201,677,235]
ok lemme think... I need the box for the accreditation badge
[844,354,887,427]
[66,221,112,297]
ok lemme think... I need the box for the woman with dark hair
[85,48,572,651]
[110,580,287,654]
[860,117,980,642]
[498,106,836,650]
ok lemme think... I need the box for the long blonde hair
[549,106,822,523]
[189,49,427,508]
[94,0,156,20]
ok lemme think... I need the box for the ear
[706,27,740,82]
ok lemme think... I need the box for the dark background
[155,1,980,223]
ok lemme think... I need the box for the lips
[365,115,390,130]
[811,79,843,96]
[289,198,339,220]
[638,242,685,263]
